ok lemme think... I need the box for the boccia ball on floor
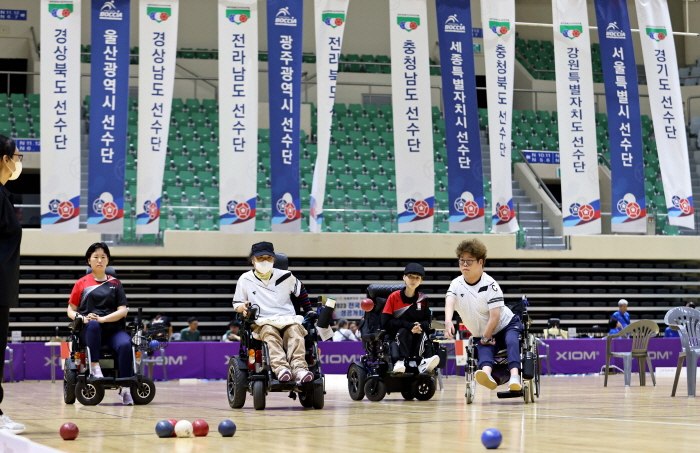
[481,428,502,449]
[60,423,79,441]
[155,420,174,438]
[192,419,209,437]
[168,419,178,437]
[218,420,236,437]
[175,420,194,438]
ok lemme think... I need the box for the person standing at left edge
[0,136,26,434]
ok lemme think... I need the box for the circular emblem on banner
[226,200,237,214]
[499,26,508,35]
[149,202,158,220]
[239,14,248,23]
[102,202,118,220]
[284,202,297,220]
[569,203,581,216]
[572,29,581,38]
[616,199,629,214]
[48,199,61,214]
[454,198,466,212]
[680,198,692,214]
[464,201,479,218]
[404,198,417,212]
[625,202,641,219]
[413,200,429,217]
[578,204,595,221]
[276,198,288,214]
[497,204,510,221]
[92,199,106,215]
[335,17,343,26]
[672,195,681,207]
[235,202,251,219]
[58,201,74,219]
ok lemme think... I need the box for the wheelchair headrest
[367,284,405,301]
[273,253,289,271]
[85,266,117,278]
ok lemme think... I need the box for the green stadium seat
[0,108,10,123]
[432,106,442,121]
[349,104,363,118]
[334,103,348,117]
[379,105,393,119]
[202,99,217,114]
[543,137,558,151]
[380,132,394,147]
[522,110,537,125]
[340,117,355,131]
[27,94,40,108]
[356,117,372,133]
[14,122,30,137]
[179,48,195,59]
[172,98,185,112]
[513,135,528,150]
[9,94,25,108]
[127,111,138,125]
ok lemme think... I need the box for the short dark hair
[608,317,618,329]
[0,135,16,162]
[687,302,696,309]
[188,317,197,324]
[85,242,111,265]
[455,239,487,264]
[338,318,348,328]
[230,320,240,327]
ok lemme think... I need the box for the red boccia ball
[168,419,178,437]
[60,423,79,441]
[193,419,209,437]
[361,298,374,312]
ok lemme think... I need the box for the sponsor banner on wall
[87,0,130,233]
[40,0,81,233]
[267,0,304,232]
[390,0,435,232]
[309,0,349,233]
[552,0,601,235]
[634,0,694,229]
[218,0,258,233]
[436,0,484,232]
[480,0,518,233]
[135,0,179,235]
[594,0,646,233]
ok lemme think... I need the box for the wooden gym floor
[6,374,699,452]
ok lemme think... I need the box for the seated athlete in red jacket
[381,263,440,374]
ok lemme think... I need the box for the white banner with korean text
[40,0,81,233]
[480,0,518,234]
[136,0,179,235]
[552,0,601,235]
[635,0,694,229]
[218,0,258,233]
[390,0,435,232]
[309,0,349,233]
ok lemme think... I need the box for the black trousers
[395,327,434,361]
[0,306,9,413]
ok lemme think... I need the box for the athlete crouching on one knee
[444,239,524,391]
[381,263,441,374]
[232,241,314,384]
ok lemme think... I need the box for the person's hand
[480,337,496,346]
[411,322,422,334]
[445,321,455,339]
[228,333,236,340]
[236,301,250,317]
[97,316,106,324]
[85,313,99,322]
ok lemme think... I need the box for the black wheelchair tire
[63,359,76,405]
[131,377,156,405]
[412,377,436,401]
[227,358,247,409]
[347,364,367,401]
[76,380,105,406]
[299,389,314,408]
[400,380,414,400]
[253,380,266,410]
[312,384,324,409]
[364,378,387,402]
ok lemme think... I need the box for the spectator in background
[686,302,696,309]
[180,317,201,341]
[608,317,622,335]
[150,313,173,341]
[664,324,680,338]
[222,320,241,342]
[349,321,361,340]
[333,319,359,341]
[611,299,630,329]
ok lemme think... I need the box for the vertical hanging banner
[267,0,303,232]
[218,0,258,233]
[594,0,646,233]
[87,0,130,233]
[552,0,601,235]
[309,0,349,233]
[634,0,694,229]
[480,0,518,234]
[390,0,435,233]
[436,0,484,232]
[40,0,81,233]
[136,0,179,235]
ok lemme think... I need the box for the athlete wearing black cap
[381,263,440,374]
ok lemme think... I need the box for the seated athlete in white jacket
[232,241,314,384]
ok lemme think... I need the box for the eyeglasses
[12,154,23,163]
[458,258,477,266]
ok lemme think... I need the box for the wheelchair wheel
[312,384,324,409]
[347,364,367,401]
[63,359,76,404]
[529,379,536,402]
[131,377,156,405]
[364,378,387,402]
[523,381,531,404]
[253,380,266,410]
[299,389,313,408]
[227,358,247,409]
[400,387,414,401]
[465,381,475,404]
[76,380,105,406]
[412,377,436,401]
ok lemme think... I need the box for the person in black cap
[380,263,440,374]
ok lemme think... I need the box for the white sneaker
[475,370,498,390]
[392,360,406,374]
[508,375,522,391]
[91,365,104,378]
[119,388,134,406]
[0,415,25,434]
[418,355,440,374]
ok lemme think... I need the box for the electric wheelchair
[226,254,329,410]
[347,284,447,402]
[63,268,165,406]
[462,295,541,404]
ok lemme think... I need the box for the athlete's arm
[482,306,500,344]
[444,295,456,339]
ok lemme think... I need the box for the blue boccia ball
[218,420,236,437]
[149,340,160,350]
[481,428,502,449]
[155,420,174,438]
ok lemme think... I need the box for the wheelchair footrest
[496,390,523,399]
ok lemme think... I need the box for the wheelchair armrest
[70,316,84,332]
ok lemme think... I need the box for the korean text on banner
[218,0,258,233]
[390,0,435,233]
[480,0,518,234]
[40,0,81,233]
[309,0,349,233]
[436,0,484,233]
[634,0,694,229]
[594,0,646,233]
[267,0,304,232]
[136,0,179,235]
[87,0,130,233]
[552,0,601,235]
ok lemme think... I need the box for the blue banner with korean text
[594,0,646,233]
[436,0,484,232]
[267,0,303,232]
[87,0,130,233]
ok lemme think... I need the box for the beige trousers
[254,324,309,377]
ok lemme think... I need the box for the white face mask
[254,260,274,274]
[5,158,22,181]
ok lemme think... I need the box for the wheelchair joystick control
[317,297,336,329]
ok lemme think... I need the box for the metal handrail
[597,152,611,168]
[517,149,561,210]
